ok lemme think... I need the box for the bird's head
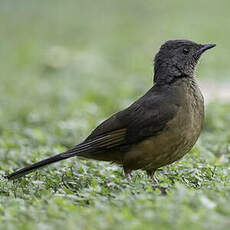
[154,40,216,84]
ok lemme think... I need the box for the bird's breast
[124,79,204,170]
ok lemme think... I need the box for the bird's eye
[183,48,189,54]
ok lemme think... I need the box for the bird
[6,40,216,182]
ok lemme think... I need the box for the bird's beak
[195,43,216,57]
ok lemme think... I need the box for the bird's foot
[151,176,159,184]
[146,170,158,184]
[124,169,132,182]
[146,170,167,195]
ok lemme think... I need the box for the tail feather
[6,129,126,180]
[6,145,92,180]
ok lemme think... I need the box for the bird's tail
[6,129,126,180]
[6,142,94,180]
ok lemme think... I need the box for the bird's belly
[124,100,204,170]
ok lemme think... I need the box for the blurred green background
[0,0,230,230]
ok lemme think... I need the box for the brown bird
[6,40,216,182]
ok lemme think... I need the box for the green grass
[0,0,230,229]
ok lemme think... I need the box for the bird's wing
[82,87,180,151]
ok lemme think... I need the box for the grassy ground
[0,0,230,229]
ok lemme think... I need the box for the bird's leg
[146,170,158,184]
[146,170,167,195]
[124,168,132,182]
